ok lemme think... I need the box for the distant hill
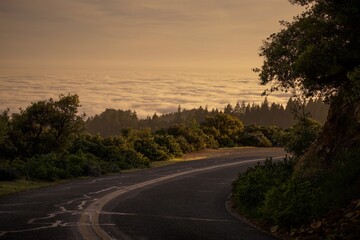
[86,97,329,137]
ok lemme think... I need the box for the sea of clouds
[0,71,290,119]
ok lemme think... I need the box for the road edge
[79,156,284,240]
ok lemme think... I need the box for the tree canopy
[255,0,360,101]
[3,94,84,157]
[255,0,360,169]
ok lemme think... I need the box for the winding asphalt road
[0,147,284,240]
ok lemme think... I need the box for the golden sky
[0,0,303,74]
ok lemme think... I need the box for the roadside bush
[262,177,316,228]
[202,113,244,147]
[154,134,183,157]
[134,137,170,161]
[233,149,360,230]
[120,148,150,168]
[23,152,107,181]
[70,135,108,158]
[283,117,322,156]
[166,123,208,151]
[239,132,272,147]
[232,158,293,215]
[25,153,64,181]
[105,146,149,169]
[315,148,360,214]
[245,125,285,146]
[203,134,219,149]
[81,154,102,177]
[0,160,19,181]
[175,136,194,153]
[66,154,86,177]
[217,135,236,147]
[66,152,104,177]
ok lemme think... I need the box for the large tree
[9,94,85,157]
[255,0,360,171]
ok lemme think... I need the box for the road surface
[0,147,284,240]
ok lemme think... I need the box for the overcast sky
[0,0,303,74]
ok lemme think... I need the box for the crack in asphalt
[79,156,283,240]
[0,151,284,239]
[0,185,123,238]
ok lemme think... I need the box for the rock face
[295,96,360,177]
[279,199,360,240]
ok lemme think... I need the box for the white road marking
[100,211,235,223]
[79,156,283,240]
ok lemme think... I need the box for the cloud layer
[0,71,289,118]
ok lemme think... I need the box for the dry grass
[0,179,56,197]
[151,147,255,168]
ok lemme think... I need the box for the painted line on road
[79,156,283,240]
[101,211,235,223]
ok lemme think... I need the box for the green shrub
[25,153,64,181]
[315,148,360,214]
[283,117,322,156]
[69,135,108,158]
[134,137,170,161]
[120,148,150,168]
[245,125,284,146]
[175,136,194,153]
[166,123,208,151]
[23,151,109,181]
[202,113,244,147]
[154,134,183,157]
[217,135,236,147]
[0,160,19,181]
[105,146,149,169]
[232,158,293,215]
[82,156,102,177]
[262,177,316,228]
[239,132,272,147]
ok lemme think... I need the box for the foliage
[239,132,272,147]
[0,110,17,159]
[202,113,244,147]
[315,148,360,213]
[262,177,316,228]
[232,148,360,229]
[232,158,294,214]
[244,125,282,146]
[166,122,208,151]
[69,135,150,169]
[86,109,138,137]
[134,137,170,161]
[283,117,322,156]
[0,160,19,181]
[85,97,329,136]
[232,0,360,233]
[154,134,183,157]
[174,136,193,153]
[0,110,9,145]
[1,94,297,183]
[24,152,102,181]
[6,94,84,158]
[255,0,360,99]
[232,157,319,228]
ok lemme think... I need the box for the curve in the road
[79,156,283,240]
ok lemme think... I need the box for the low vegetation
[232,147,360,239]
[233,0,360,238]
[232,106,359,239]
[0,94,282,184]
